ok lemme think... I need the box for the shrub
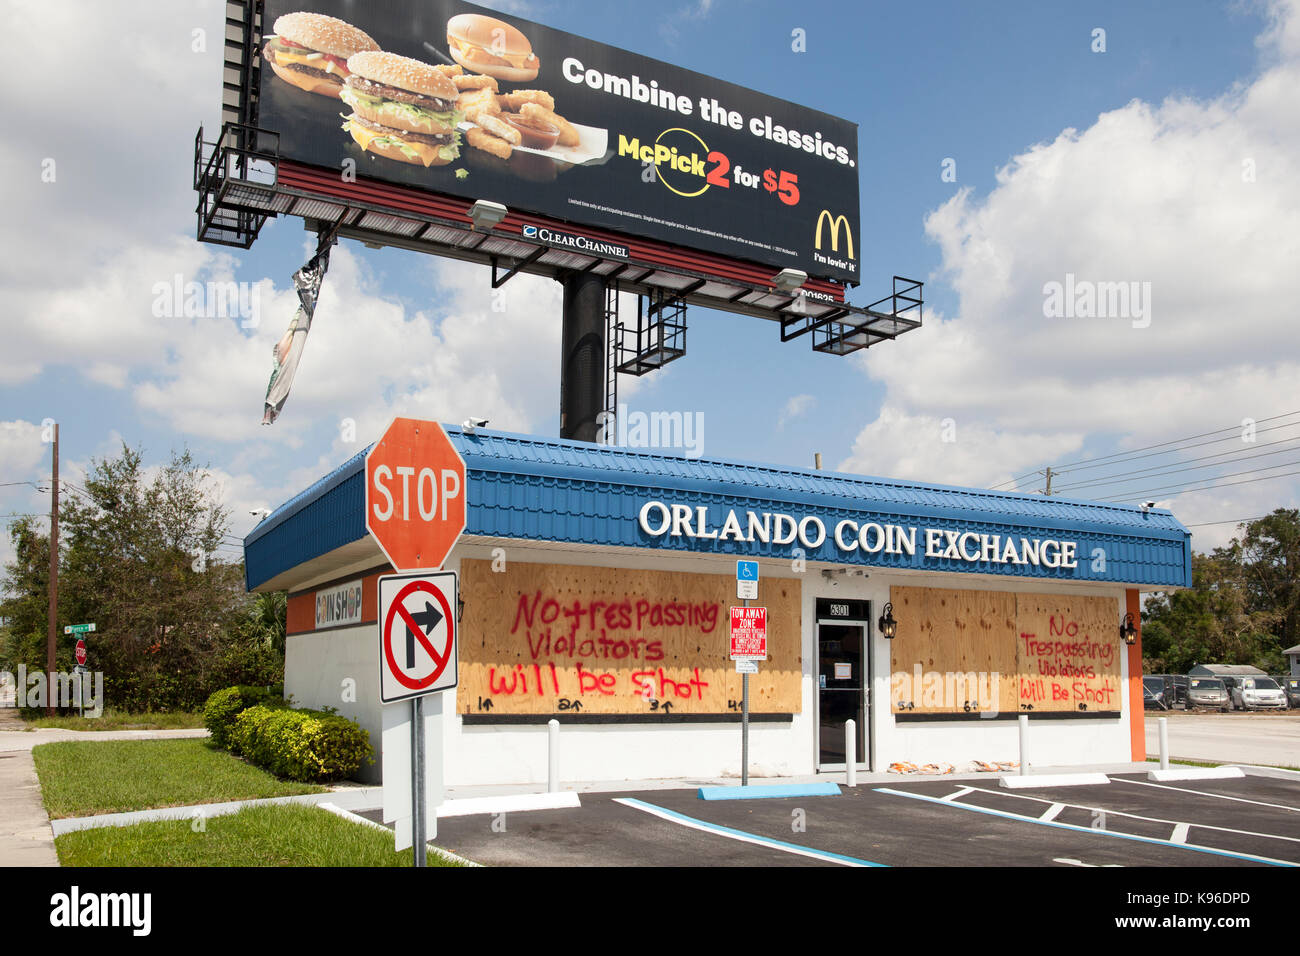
[229,704,371,783]
[202,685,282,749]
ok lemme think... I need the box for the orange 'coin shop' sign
[365,418,467,571]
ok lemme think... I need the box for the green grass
[32,739,325,819]
[54,803,462,867]
[22,708,206,731]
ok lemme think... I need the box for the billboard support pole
[560,272,607,442]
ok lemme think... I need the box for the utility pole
[46,423,58,716]
[1043,466,1054,497]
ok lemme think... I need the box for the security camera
[250,508,272,521]
[462,418,489,434]
[1140,501,1156,512]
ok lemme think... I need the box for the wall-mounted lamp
[878,602,897,639]
[1119,613,1136,645]
[468,199,508,232]
[771,267,807,292]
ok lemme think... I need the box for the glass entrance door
[818,622,866,766]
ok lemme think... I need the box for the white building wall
[283,542,1136,786]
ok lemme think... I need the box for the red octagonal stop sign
[366,418,467,571]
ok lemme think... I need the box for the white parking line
[613,798,884,867]
[1171,823,1190,844]
[941,787,974,802]
[1112,776,1300,813]
[876,788,1296,866]
[956,784,1300,847]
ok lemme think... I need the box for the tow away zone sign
[729,606,767,661]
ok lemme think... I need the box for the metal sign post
[731,565,766,788]
[741,640,749,787]
[378,569,458,867]
[411,695,426,867]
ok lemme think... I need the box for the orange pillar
[1126,589,1145,761]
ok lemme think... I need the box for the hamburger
[446,13,539,82]
[341,52,464,167]
[263,12,379,99]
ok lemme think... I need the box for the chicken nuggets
[520,102,580,148]
[497,89,555,113]
[465,126,513,159]
[453,73,499,92]
[472,113,522,146]
[457,87,501,121]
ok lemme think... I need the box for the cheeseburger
[341,52,464,167]
[446,13,539,82]
[263,12,379,99]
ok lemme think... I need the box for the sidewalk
[0,705,209,866]
[0,702,57,866]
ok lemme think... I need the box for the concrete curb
[437,792,581,817]
[1148,767,1245,782]
[999,772,1110,789]
[317,802,482,867]
[49,786,383,836]
[1231,763,1300,781]
[698,783,841,800]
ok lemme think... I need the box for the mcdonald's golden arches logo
[814,209,855,260]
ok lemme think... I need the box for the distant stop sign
[75,639,87,666]
[366,418,467,571]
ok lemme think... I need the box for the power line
[1051,409,1300,473]
[989,469,1046,491]
[1184,516,1268,527]
[992,410,1300,493]
[1098,463,1300,502]
[1054,437,1300,493]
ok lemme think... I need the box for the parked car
[1142,683,1161,711]
[1170,675,1189,706]
[1220,675,1241,709]
[1232,676,1287,711]
[1281,676,1300,709]
[1143,676,1173,710]
[1185,676,1230,712]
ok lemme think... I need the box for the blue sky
[1,0,1297,566]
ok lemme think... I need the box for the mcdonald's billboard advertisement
[258,0,861,283]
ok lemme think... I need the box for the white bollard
[1158,717,1169,771]
[845,719,857,787]
[547,718,560,793]
[1018,713,1029,775]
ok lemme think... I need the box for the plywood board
[889,586,1123,717]
[1014,593,1121,714]
[889,586,1016,716]
[458,559,802,716]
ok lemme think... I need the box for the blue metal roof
[245,426,1192,591]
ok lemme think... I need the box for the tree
[0,516,54,674]
[1141,510,1297,673]
[1239,508,1300,660]
[1,443,280,711]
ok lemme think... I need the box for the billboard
[258,0,861,284]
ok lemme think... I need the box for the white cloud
[841,0,1300,547]
[777,394,816,429]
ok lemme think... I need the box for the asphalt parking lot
[397,770,1300,867]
